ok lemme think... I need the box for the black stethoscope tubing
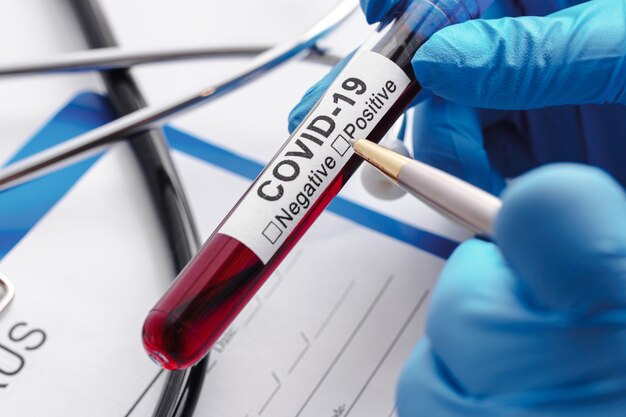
[69,1,207,416]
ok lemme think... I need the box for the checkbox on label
[262,222,283,244]
[332,134,350,157]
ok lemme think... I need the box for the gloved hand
[289,2,626,415]
[397,163,626,417]
[288,0,626,193]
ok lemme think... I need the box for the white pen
[351,138,502,235]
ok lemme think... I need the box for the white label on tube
[219,51,411,263]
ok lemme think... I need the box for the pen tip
[349,138,358,147]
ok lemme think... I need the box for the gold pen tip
[350,138,406,180]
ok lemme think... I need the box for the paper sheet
[0,2,468,414]
[0,94,457,416]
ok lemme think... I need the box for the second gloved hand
[397,163,626,417]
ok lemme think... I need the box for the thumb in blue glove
[397,163,626,417]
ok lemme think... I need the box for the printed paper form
[0,123,450,416]
[0,1,463,414]
[0,143,171,414]
[122,146,449,417]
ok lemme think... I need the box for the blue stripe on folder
[0,93,458,261]
[165,126,458,259]
[0,93,113,259]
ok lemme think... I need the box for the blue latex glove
[398,163,626,416]
[288,0,626,193]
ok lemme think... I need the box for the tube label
[219,51,411,263]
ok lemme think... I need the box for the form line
[314,280,356,339]
[295,275,395,417]
[264,271,285,300]
[258,372,281,415]
[288,332,311,374]
[244,296,263,327]
[124,369,164,416]
[345,291,430,417]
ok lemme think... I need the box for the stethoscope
[0,0,410,415]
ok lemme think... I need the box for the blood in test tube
[143,0,495,370]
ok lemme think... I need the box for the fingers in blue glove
[359,0,402,24]
[412,97,552,190]
[480,109,540,177]
[397,164,626,416]
[287,52,352,133]
[397,338,502,417]
[360,0,520,24]
[496,163,626,312]
[411,96,505,194]
[412,0,626,109]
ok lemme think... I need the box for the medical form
[0,92,461,416]
[0,1,468,414]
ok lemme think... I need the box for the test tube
[143,0,495,370]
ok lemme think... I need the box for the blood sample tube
[143,0,495,370]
